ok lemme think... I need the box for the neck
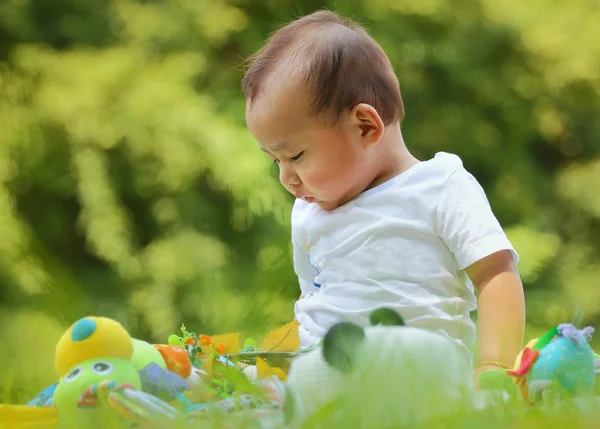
[367,123,419,190]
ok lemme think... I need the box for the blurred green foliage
[0,0,599,405]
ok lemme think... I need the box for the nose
[279,163,301,192]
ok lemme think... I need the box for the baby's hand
[472,363,509,389]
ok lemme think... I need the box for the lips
[295,193,316,203]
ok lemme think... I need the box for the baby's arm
[466,250,525,372]
[435,166,525,375]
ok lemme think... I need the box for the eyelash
[290,151,304,162]
[272,151,304,165]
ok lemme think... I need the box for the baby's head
[243,11,405,210]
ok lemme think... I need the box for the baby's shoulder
[415,152,466,182]
[405,152,484,200]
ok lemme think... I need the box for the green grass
[6,381,600,429]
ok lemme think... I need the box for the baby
[242,10,525,377]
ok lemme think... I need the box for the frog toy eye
[369,308,405,326]
[91,361,114,376]
[64,366,83,383]
[322,322,365,373]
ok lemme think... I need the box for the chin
[318,191,360,211]
[316,200,341,211]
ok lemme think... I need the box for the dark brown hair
[242,10,404,126]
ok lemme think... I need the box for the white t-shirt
[292,152,518,362]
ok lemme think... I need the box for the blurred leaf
[0,310,65,403]
[210,333,240,354]
[505,226,561,283]
[259,320,300,353]
[201,353,215,377]
[556,159,600,219]
[256,356,286,381]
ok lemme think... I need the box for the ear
[322,322,365,373]
[351,103,385,146]
[369,308,405,326]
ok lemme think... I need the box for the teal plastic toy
[506,324,597,404]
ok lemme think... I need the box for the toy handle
[78,379,186,425]
[114,388,185,425]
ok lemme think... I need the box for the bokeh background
[1,0,599,404]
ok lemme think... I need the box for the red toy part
[507,347,539,377]
[153,344,192,379]
[507,347,540,402]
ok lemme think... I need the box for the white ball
[286,325,474,427]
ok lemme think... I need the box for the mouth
[295,193,316,203]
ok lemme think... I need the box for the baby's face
[246,83,373,211]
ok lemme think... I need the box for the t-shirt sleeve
[435,168,519,271]
[291,203,320,296]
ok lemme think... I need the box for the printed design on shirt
[307,245,322,289]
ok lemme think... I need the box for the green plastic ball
[131,338,167,371]
[168,334,181,346]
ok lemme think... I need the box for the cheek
[300,161,348,191]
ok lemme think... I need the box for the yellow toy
[0,316,145,429]
[53,317,142,429]
[54,317,134,377]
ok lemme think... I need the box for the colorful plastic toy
[507,324,597,404]
[1,315,300,428]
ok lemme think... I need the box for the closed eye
[289,151,304,162]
